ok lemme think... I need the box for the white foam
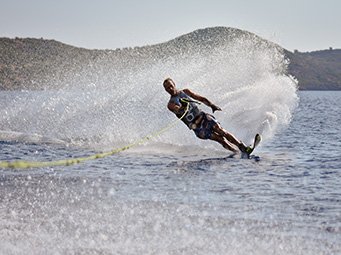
[0,28,298,150]
[0,130,66,145]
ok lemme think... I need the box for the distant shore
[1,28,340,91]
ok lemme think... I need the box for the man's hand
[211,104,222,113]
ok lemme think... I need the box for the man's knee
[213,124,224,134]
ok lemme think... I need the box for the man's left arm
[183,88,222,113]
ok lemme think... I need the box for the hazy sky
[0,0,340,51]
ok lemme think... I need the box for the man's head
[163,78,177,96]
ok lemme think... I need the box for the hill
[0,37,101,90]
[285,49,341,90]
[0,28,340,90]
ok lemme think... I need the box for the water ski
[241,134,261,159]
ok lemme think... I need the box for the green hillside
[1,31,340,90]
[285,49,341,90]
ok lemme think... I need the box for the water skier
[163,78,252,154]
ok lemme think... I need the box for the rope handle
[180,98,201,105]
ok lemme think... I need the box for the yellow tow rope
[0,104,189,169]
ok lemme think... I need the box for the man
[163,78,250,154]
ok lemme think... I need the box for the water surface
[0,91,340,254]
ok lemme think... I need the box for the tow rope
[0,104,189,169]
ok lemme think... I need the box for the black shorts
[193,113,218,139]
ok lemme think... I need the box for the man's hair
[163,78,173,87]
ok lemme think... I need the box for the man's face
[164,80,176,96]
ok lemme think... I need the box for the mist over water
[0,28,298,150]
[1,91,340,255]
[2,28,341,255]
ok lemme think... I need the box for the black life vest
[169,91,202,129]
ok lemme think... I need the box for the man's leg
[209,132,239,153]
[212,124,247,152]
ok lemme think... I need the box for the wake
[0,27,298,151]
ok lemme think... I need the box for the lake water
[0,91,340,255]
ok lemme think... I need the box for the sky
[0,0,340,52]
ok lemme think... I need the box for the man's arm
[167,102,181,113]
[183,88,222,113]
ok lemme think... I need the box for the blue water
[0,91,340,254]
